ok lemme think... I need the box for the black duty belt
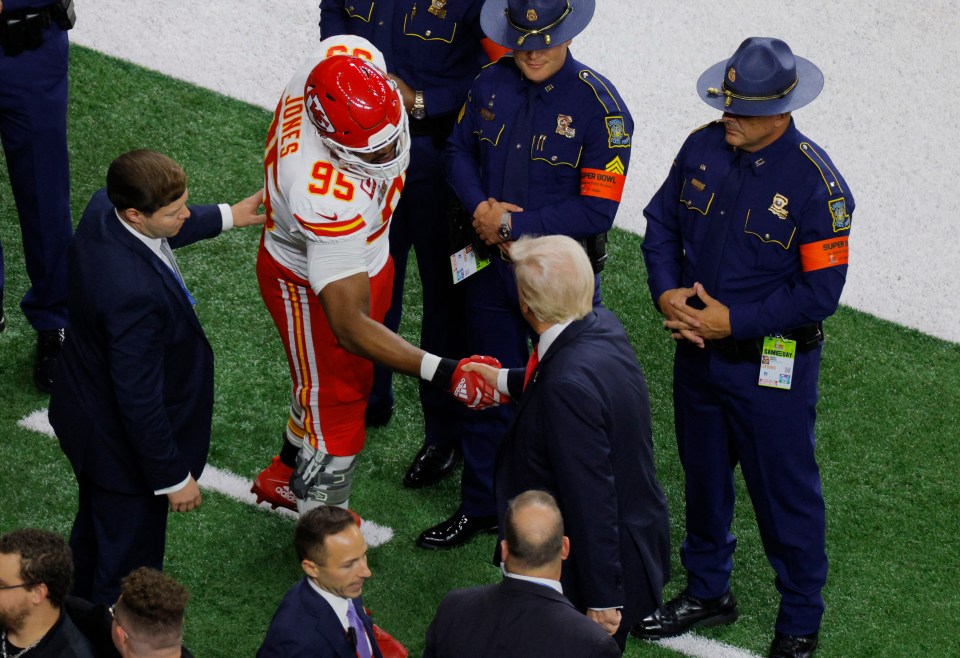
[707,322,824,361]
[410,113,456,150]
[500,231,608,274]
[0,0,75,56]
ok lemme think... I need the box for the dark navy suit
[50,189,223,604]
[642,120,853,635]
[258,579,383,658]
[424,577,620,658]
[0,0,72,330]
[321,0,487,444]
[494,309,670,650]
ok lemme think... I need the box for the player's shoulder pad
[798,141,845,195]
[576,67,626,116]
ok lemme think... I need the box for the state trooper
[635,37,853,658]
[421,0,633,549]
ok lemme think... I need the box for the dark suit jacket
[495,309,671,645]
[50,188,222,493]
[258,579,383,658]
[424,577,620,658]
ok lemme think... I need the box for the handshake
[448,355,510,410]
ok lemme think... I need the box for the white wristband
[420,353,441,381]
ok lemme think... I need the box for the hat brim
[696,55,824,115]
[481,0,596,52]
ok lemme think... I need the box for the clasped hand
[449,355,510,409]
[660,282,732,347]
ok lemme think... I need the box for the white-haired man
[465,235,671,651]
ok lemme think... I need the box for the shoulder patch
[799,141,845,195]
[577,69,623,115]
[691,120,722,135]
[605,116,630,148]
[828,197,851,232]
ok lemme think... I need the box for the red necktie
[523,347,540,390]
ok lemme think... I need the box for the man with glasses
[0,528,94,658]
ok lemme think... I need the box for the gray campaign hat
[697,37,824,115]
[480,0,595,51]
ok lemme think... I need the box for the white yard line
[20,407,767,657]
[19,409,394,548]
[655,635,762,658]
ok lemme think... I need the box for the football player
[252,36,499,514]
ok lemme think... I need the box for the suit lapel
[299,581,358,658]
[512,312,598,419]
[105,210,207,337]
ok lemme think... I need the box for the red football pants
[256,244,393,455]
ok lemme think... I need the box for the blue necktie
[159,238,196,306]
[501,83,537,207]
[695,151,749,303]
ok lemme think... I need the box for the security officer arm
[472,197,523,245]
[508,107,634,241]
[318,0,349,39]
[663,283,731,345]
[642,156,709,345]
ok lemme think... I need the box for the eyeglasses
[0,581,35,590]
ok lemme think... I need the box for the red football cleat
[251,456,297,511]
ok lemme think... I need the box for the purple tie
[346,602,372,658]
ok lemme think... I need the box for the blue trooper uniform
[446,52,632,517]
[320,0,488,444]
[642,118,853,636]
[0,0,72,331]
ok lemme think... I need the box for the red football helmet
[304,55,410,180]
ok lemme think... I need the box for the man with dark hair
[259,506,383,658]
[110,567,191,658]
[49,149,265,604]
[424,490,620,657]
[0,528,94,658]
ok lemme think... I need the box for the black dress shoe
[769,632,818,658]
[415,511,497,549]
[365,398,393,427]
[35,328,66,394]
[403,444,460,489]
[631,589,738,639]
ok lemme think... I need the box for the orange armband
[799,237,849,272]
[580,168,626,202]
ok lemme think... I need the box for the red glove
[450,355,509,409]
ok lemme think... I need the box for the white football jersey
[263,36,405,293]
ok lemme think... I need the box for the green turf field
[1,46,958,657]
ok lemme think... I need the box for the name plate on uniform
[451,244,490,283]
[758,336,796,390]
